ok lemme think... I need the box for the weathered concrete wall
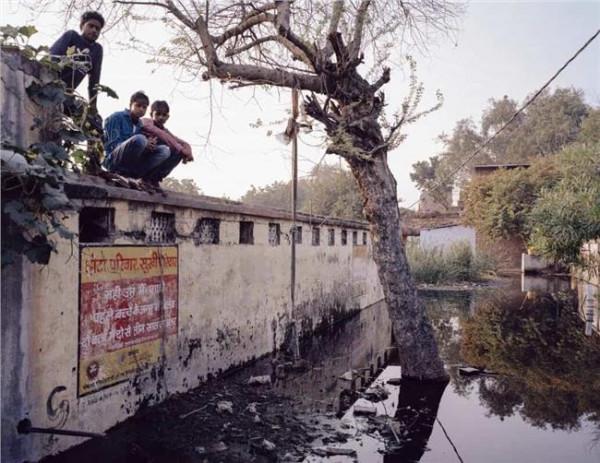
[576,240,600,336]
[0,48,384,462]
[0,48,56,148]
[419,225,476,255]
[1,191,382,462]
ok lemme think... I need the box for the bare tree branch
[214,12,275,47]
[371,67,390,92]
[323,0,344,59]
[349,0,371,59]
[165,0,197,30]
[209,62,322,92]
[114,0,168,7]
[194,12,220,70]
[225,35,278,57]
[275,0,317,68]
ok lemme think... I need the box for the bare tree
[33,0,462,379]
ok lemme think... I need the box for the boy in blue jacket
[103,91,181,187]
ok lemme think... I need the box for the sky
[3,1,600,208]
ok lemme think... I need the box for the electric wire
[436,417,465,463]
[405,28,600,211]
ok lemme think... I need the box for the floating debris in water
[458,366,481,376]
[216,400,233,414]
[248,374,272,385]
[364,384,390,402]
[312,446,357,457]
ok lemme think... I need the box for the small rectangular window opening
[312,227,320,246]
[294,226,303,244]
[268,223,281,246]
[328,228,335,246]
[194,218,220,245]
[148,212,176,243]
[352,230,358,246]
[239,221,254,245]
[79,207,114,243]
[341,229,347,246]
[362,231,368,245]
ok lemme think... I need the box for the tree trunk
[347,154,447,380]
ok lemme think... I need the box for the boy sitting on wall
[102,91,183,188]
[141,100,194,165]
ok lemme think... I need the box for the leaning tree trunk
[303,63,447,379]
[346,153,446,380]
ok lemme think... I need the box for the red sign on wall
[78,246,178,396]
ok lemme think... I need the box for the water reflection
[423,280,600,433]
[578,280,599,336]
[289,281,599,462]
[383,379,447,463]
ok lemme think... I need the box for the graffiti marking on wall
[46,385,69,429]
[78,245,178,396]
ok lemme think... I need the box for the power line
[405,28,600,211]
[436,417,465,463]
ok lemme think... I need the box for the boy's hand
[181,142,194,163]
[147,136,158,151]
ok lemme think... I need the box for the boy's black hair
[150,100,170,114]
[80,11,105,29]
[130,91,150,106]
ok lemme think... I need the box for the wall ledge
[65,172,370,229]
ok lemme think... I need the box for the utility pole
[290,87,300,359]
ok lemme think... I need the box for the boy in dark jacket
[50,11,104,112]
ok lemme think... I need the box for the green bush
[528,144,600,267]
[406,241,497,284]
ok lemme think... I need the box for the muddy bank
[41,375,315,463]
[41,301,395,463]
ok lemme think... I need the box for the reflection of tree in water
[461,291,600,430]
[383,379,448,463]
[421,290,480,397]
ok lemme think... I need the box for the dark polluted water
[43,277,600,463]
[276,277,600,462]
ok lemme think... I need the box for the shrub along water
[406,241,497,284]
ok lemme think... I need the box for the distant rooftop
[474,163,531,171]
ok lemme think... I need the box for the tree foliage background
[241,163,364,220]
[462,142,600,269]
[410,87,594,198]
[162,177,203,195]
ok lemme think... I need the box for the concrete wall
[419,225,476,255]
[1,189,383,463]
[576,240,600,336]
[0,49,384,462]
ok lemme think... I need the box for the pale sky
[3,1,600,207]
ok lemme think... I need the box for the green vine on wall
[1,25,118,267]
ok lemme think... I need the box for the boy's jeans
[103,134,182,182]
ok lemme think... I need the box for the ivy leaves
[1,144,75,267]
[1,25,38,40]
[95,84,119,100]
[1,25,94,267]
[26,80,67,107]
